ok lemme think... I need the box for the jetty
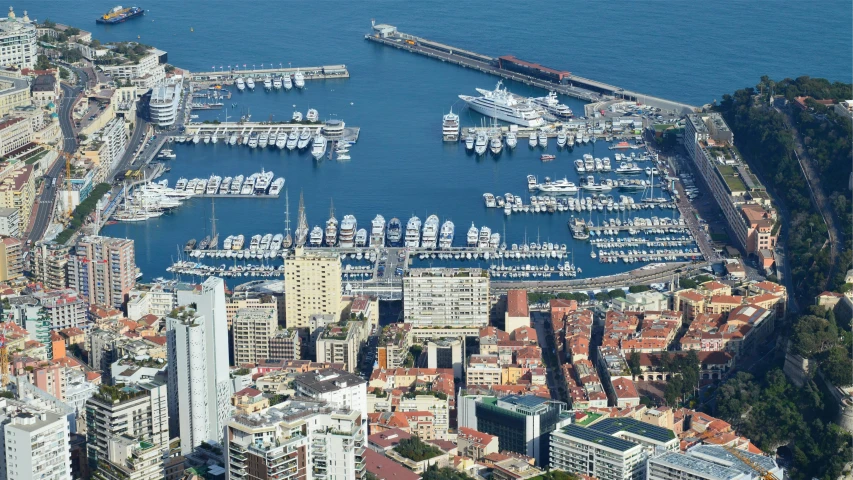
[190,65,349,85]
[181,121,360,144]
[365,22,695,114]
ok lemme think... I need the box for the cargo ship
[96,6,144,24]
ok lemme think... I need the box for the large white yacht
[370,215,386,247]
[339,215,357,247]
[297,128,312,149]
[309,226,324,246]
[404,216,422,248]
[293,71,305,89]
[467,223,478,247]
[442,108,460,142]
[439,220,454,249]
[478,226,492,249]
[246,77,255,90]
[530,91,573,119]
[286,129,299,150]
[311,133,327,160]
[459,81,545,127]
[235,77,245,91]
[421,215,439,249]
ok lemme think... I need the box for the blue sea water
[24,1,852,281]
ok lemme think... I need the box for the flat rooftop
[559,424,639,452]
[589,417,676,443]
[652,451,742,480]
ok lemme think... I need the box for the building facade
[69,236,136,308]
[284,247,342,329]
[170,277,231,454]
[0,8,37,69]
[403,268,490,329]
[0,235,21,281]
[0,398,72,480]
[232,307,277,366]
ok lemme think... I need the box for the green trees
[713,370,852,480]
[421,466,474,480]
[394,436,443,462]
[717,77,852,303]
[35,54,53,70]
[628,285,651,293]
[628,351,642,377]
[791,315,837,356]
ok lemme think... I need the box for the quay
[193,193,279,199]
[190,65,349,85]
[365,22,695,113]
[181,121,360,143]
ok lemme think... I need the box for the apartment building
[550,424,647,480]
[232,307,277,366]
[284,247,342,329]
[294,368,367,421]
[377,323,411,370]
[684,113,778,256]
[225,398,367,480]
[69,236,136,308]
[0,398,72,480]
[315,318,365,372]
[403,268,490,329]
[85,381,168,479]
[0,235,21,280]
[0,163,34,231]
[29,242,70,290]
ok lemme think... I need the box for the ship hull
[97,9,145,24]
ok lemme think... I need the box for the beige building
[0,115,32,156]
[403,268,490,329]
[226,295,278,328]
[0,74,31,115]
[315,319,365,372]
[0,235,21,280]
[0,163,34,232]
[0,206,18,236]
[284,246,342,329]
[466,354,502,386]
[232,307,277,366]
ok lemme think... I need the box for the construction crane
[722,445,779,480]
[0,321,9,387]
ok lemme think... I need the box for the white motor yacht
[306,108,319,123]
[404,216,422,248]
[273,77,282,89]
[467,223,478,247]
[370,215,386,247]
[235,77,245,91]
[439,220,454,249]
[292,111,303,122]
[263,77,272,90]
[293,71,305,88]
[246,77,255,90]
[528,133,538,147]
[311,133,327,160]
[506,131,517,149]
[286,129,299,150]
[297,128,311,149]
[283,75,293,90]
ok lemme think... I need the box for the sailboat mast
[284,189,291,235]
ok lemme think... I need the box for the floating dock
[190,65,349,85]
[365,23,696,113]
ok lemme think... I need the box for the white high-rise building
[169,277,231,454]
[403,268,490,329]
[0,398,72,480]
[0,8,37,70]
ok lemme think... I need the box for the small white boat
[306,108,319,122]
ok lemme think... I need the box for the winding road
[26,67,87,242]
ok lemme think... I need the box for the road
[26,68,87,243]
[532,311,568,403]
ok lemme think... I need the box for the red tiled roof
[506,289,529,318]
[364,449,421,480]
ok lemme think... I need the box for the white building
[148,76,183,127]
[293,368,367,422]
[649,446,784,480]
[550,424,646,480]
[315,319,365,373]
[226,398,366,480]
[125,283,177,320]
[169,277,231,455]
[96,117,128,176]
[0,206,19,236]
[99,48,166,89]
[403,268,490,329]
[0,398,72,480]
[0,8,37,70]
[85,381,168,480]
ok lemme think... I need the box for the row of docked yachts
[172,171,283,196]
[234,70,305,91]
[484,191,676,215]
[177,126,331,160]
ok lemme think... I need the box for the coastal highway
[27,68,87,243]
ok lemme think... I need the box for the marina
[179,120,360,147]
